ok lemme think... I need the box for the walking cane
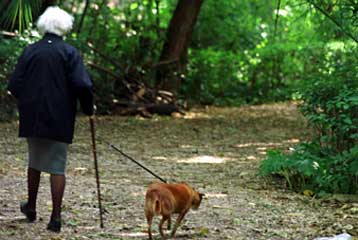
[89,116,104,228]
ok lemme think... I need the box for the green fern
[0,0,42,33]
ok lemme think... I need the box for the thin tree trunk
[155,0,160,38]
[155,0,203,93]
[271,0,281,88]
[77,0,90,34]
[87,0,107,39]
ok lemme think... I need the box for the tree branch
[0,30,16,37]
[273,0,282,40]
[307,0,358,43]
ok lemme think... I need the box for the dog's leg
[170,209,189,238]
[146,212,153,240]
[159,215,170,240]
[167,216,171,230]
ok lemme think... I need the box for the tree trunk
[155,0,160,38]
[156,0,203,93]
[77,0,90,34]
[88,0,107,38]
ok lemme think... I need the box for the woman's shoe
[20,201,36,222]
[47,218,61,233]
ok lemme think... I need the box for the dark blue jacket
[8,33,94,143]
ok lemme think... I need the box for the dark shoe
[20,201,36,222]
[47,218,61,233]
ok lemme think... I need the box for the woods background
[0,0,358,195]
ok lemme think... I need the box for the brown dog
[144,182,204,240]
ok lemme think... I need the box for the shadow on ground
[1,102,357,240]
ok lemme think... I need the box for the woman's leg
[21,167,40,222]
[27,167,41,210]
[50,174,66,220]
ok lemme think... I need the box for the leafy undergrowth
[0,102,357,240]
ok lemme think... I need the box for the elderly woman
[8,6,94,232]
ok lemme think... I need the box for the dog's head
[191,191,204,210]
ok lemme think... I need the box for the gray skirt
[27,138,68,175]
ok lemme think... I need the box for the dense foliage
[260,46,358,194]
[1,0,358,194]
[0,31,39,120]
[1,0,357,111]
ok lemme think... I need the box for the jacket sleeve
[8,48,28,99]
[68,49,94,116]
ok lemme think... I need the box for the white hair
[36,6,74,36]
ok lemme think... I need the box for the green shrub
[300,46,358,154]
[260,145,358,194]
[302,85,358,153]
[183,48,247,106]
[0,33,38,120]
[260,46,358,195]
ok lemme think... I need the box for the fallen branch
[114,102,184,117]
[87,42,124,69]
[87,61,137,94]
[87,61,119,79]
[0,30,17,37]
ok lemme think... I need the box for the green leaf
[130,2,139,10]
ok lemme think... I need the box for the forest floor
[1,102,358,240]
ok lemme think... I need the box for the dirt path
[1,102,357,240]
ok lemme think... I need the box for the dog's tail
[146,190,162,215]
[153,196,161,215]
